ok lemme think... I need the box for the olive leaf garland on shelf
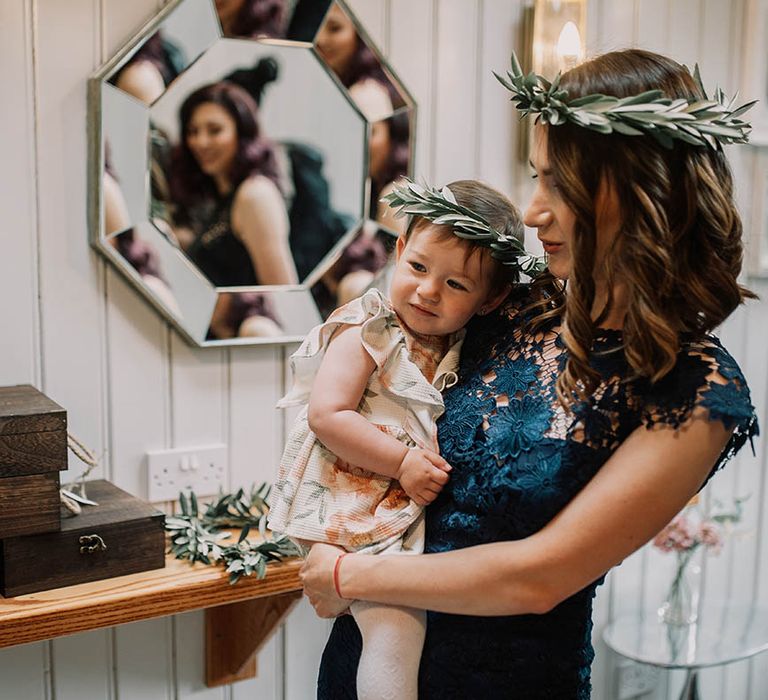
[164,484,302,584]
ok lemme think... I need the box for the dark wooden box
[0,480,165,596]
[0,384,68,538]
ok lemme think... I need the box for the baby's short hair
[405,179,524,292]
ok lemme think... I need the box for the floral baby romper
[268,288,464,553]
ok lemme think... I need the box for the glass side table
[603,602,768,700]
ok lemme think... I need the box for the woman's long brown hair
[531,49,755,405]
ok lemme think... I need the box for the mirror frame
[88,0,416,346]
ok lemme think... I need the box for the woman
[301,49,759,698]
[170,81,298,287]
[112,31,184,105]
[214,0,286,39]
[315,2,398,121]
[369,112,411,234]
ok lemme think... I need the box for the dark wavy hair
[229,0,286,38]
[169,81,280,211]
[527,49,756,404]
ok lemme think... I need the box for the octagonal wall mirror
[89,0,415,346]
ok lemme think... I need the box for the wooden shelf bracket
[205,589,303,687]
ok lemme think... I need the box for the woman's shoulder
[640,334,757,440]
[234,174,282,206]
[628,334,759,485]
[115,60,165,104]
[232,175,287,233]
[349,78,393,121]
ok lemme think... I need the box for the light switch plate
[146,444,228,501]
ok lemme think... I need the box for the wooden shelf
[0,554,303,686]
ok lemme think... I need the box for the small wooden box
[0,384,68,538]
[0,480,165,597]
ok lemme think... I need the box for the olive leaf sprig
[494,52,755,149]
[381,179,546,277]
[165,485,302,584]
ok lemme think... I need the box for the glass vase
[658,549,702,626]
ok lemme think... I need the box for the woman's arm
[115,60,165,105]
[302,406,732,616]
[309,324,451,505]
[232,175,299,285]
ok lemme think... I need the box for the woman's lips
[541,242,564,254]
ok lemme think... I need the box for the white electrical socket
[146,444,228,501]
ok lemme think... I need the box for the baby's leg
[351,600,425,700]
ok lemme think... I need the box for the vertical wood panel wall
[0,1,764,698]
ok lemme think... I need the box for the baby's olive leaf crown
[381,180,548,277]
[495,52,755,149]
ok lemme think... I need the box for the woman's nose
[523,190,551,229]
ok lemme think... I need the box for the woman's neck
[213,174,232,196]
[592,281,629,330]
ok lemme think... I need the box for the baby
[268,179,527,700]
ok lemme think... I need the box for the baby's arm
[303,405,733,617]
[308,325,450,506]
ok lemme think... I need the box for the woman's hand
[300,543,352,618]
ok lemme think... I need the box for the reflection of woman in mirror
[111,32,184,225]
[103,145,132,237]
[208,292,282,340]
[111,32,184,105]
[369,112,410,234]
[215,0,286,39]
[315,2,395,121]
[312,223,390,318]
[170,81,298,287]
[104,146,181,315]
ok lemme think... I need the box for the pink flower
[653,515,697,552]
[698,521,723,554]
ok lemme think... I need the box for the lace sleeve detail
[640,336,759,474]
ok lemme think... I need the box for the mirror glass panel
[110,222,217,343]
[102,84,149,238]
[149,38,366,285]
[208,288,322,342]
[308,222,397,320]
[90,0,415,346]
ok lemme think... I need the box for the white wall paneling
[388,0,435,179]
[51,630,113,700]
[0,0,40,389]
[432,0,480,183]
[0,1,765,698]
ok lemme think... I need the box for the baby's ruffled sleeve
[277,289,401,408]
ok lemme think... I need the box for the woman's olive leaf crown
[381,180,548,278]
[495,52,756,149]
[381,55,755,279]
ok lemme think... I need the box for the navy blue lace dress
[317,286,758,699]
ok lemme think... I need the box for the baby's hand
[396,448,452,506]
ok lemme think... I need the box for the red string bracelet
[333,553,349,598]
